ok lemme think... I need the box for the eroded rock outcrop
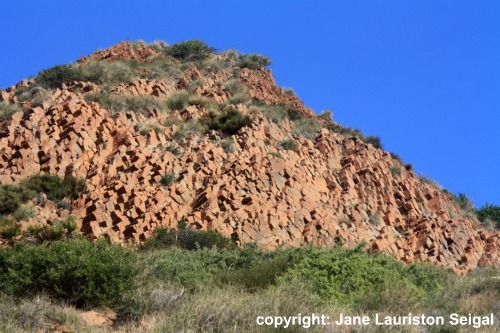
[0,43,497,273]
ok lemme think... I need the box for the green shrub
[278,139,299,152]
[165,40,214,61]
[318,109,333,121]
[279,246,422,307]
[146,57,183,81]
[0,239,137,308]
[404,163,414,172]
[86,92,161,113]
[0,185,34,215]
[187,95,212,108]
[160,173,177,187]
[389,152,403,164]
[36,64,87,89]
[165,145,182,156]
[0,101,22,119]
[237,53,271,69]
[223,78,246,96]
[197,57,230,73]
[26,217,77,243]
[140,121,162,135]
[20,174,86,201]
[79,60,134,85]
[123,95,162,113]
[260,103,303,123]
[328,123,386,150]
[390,165,402,176]
[12,204,34,221]
[228,91,250,105]
[0,217,21,240]
[286,107,304,121]
[219,256,291,292]
[166,91,189,110]
[169,120,207,140]
[141,225,237,251]
[0,186,21,215]
[221,138,235,153]
[292,118,321,138]
[140,248,238,290]
[204,108,252,135]
[477,203,500,229]
[328,123,363,138]
[405,263,449,292]
[453,192,475,212]
[365,135,383,149]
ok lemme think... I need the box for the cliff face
[0,41,498,273]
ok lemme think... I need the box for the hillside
[0,40,498,273]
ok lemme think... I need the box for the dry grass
[0,267,498,333]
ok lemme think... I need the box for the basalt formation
[0,41,498,273]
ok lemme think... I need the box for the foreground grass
[0,230,498,332]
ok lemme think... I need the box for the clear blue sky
[1,1,498,207]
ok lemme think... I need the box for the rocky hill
[0,40,498,273]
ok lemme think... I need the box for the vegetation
[0,217,22,240]
[160,173,177,187]
[223,78,247,96]
[453,192,475,212]
[187,94,212,108]
[292,118,321,138]
[164,39,215,61]
[318,109,332,121]
[204,108,252,135]
[165,90,189,110]
[0,184,34,215]
[260,103,304,123]
[2,38,499,332]
[167,119,207,140]
[86,91,162,113]
[477,203,500,230]
[237,53,271,69]
[0,101,23,119]
[0,239,136,308]
[390,165,402,176]
[364,135,383,149]
[281,245,442,307]
[36,64,84,89]
[20,174,86,202]
[0,175,85,242]
[25,217,78,243]
[278,139,299,152]
[139,121,162,135]
[0,225,495,332]
[12,204,34,221]
[221,137,235,153]
[165,144,182,156]
[140,223,237,251]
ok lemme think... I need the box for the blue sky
[1,1,498,207]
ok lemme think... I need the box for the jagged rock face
[0,43,498,273]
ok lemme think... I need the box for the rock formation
[1,41,498,273]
